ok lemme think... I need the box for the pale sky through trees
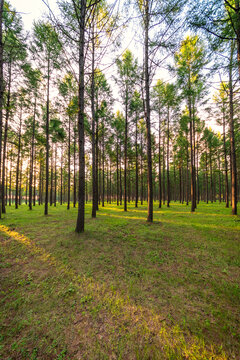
[11,0,221,132]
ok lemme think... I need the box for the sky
[10,0,221,132]
[11,0,58,30]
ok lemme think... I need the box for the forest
[0,0,239,359]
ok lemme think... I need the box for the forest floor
[0,201,239,360]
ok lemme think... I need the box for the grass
[0,201,239,359]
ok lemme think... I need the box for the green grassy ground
[0,201,239,359]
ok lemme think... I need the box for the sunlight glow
[0,224,227,359]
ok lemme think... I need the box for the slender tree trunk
[120,142,122,205]
[229,41,237,215]
[117,137,119,206]
[107,161,109,203]
[109,159,112,204]
[0,0,4,219]
[5,151,7,206]
[50,144,53,206]
[162,122,166,205]
[206,152,209,204]
[189,100,195,212]
[124,86,128,212]
[2,62,11,213]
[158,114,162,208]
[9,150,12,206]
[54,144,57,207]
[67,115,71,210]
[19,160,22,205]
[73,124,76,207]
[209,146,213,203]
[29,95,36,210]
[186,144,189,206]
[167,106,170,207]
[179,166,182,203]
[15,104,22,209]
[33,155,36,206]
[140,132,143,205]
[91,28,97,218]
[223,107,229,208]
[75,0,86,232]
[60,145,63,205]
[39,160,41,205]
[25,167,28,205]
[135,116,138,207]
[144,0,153,221]
[174,162,176,202]
[102,136,105,207]
[96,107,99,210]
[45,57,50,215]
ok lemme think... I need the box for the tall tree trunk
[107,161,109,203]
[15,104,22,209]
[144,0,153,221]
[0,0,4,219]
[33,155,36,206]
[54,144,57,207]
[229,41,237,215]
[223,106,229,207]
[9,150,12,206]
[19,160,22,205]
[75,0,87,232]
[102,136,105,207]
[179,165,182,203]
[174,162,176,202]
[162,122,166,205]
[167,106,170,207]
[135,116,138,207]
[2,62,11,213]
[186,145,189,206]
[206,152,209,204]
[117,137,119,206]
[218,152,221,202]
[67,115,71,210]
[29,95,36,210]
[60,145,63,205]
[189,100,195,212]
[25,167,28,205]
[91,27,97,218]
[158,114,162,208]
[73,124,76,208]
[140,131,143,205]
[50,144,53,206]
[119,143,122,205]
[109,159,112,204]
[96,107,99,210]
[209,146,213,203]
[124,86,128,212]
[45,57,50,215]
[39,160,41,205]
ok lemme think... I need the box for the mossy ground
[0,201,239,359]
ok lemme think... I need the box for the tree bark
[158,114,162,208]
[2,62,11,213]
[45,57,50,215]
[91,26,97,217]
[75,0,86,232]
[0,0,4,219]
[67,115,71,210]
[15,103,22,209]
[29,95,36,210]
[229,41,237,215]
[144,0,153,222]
